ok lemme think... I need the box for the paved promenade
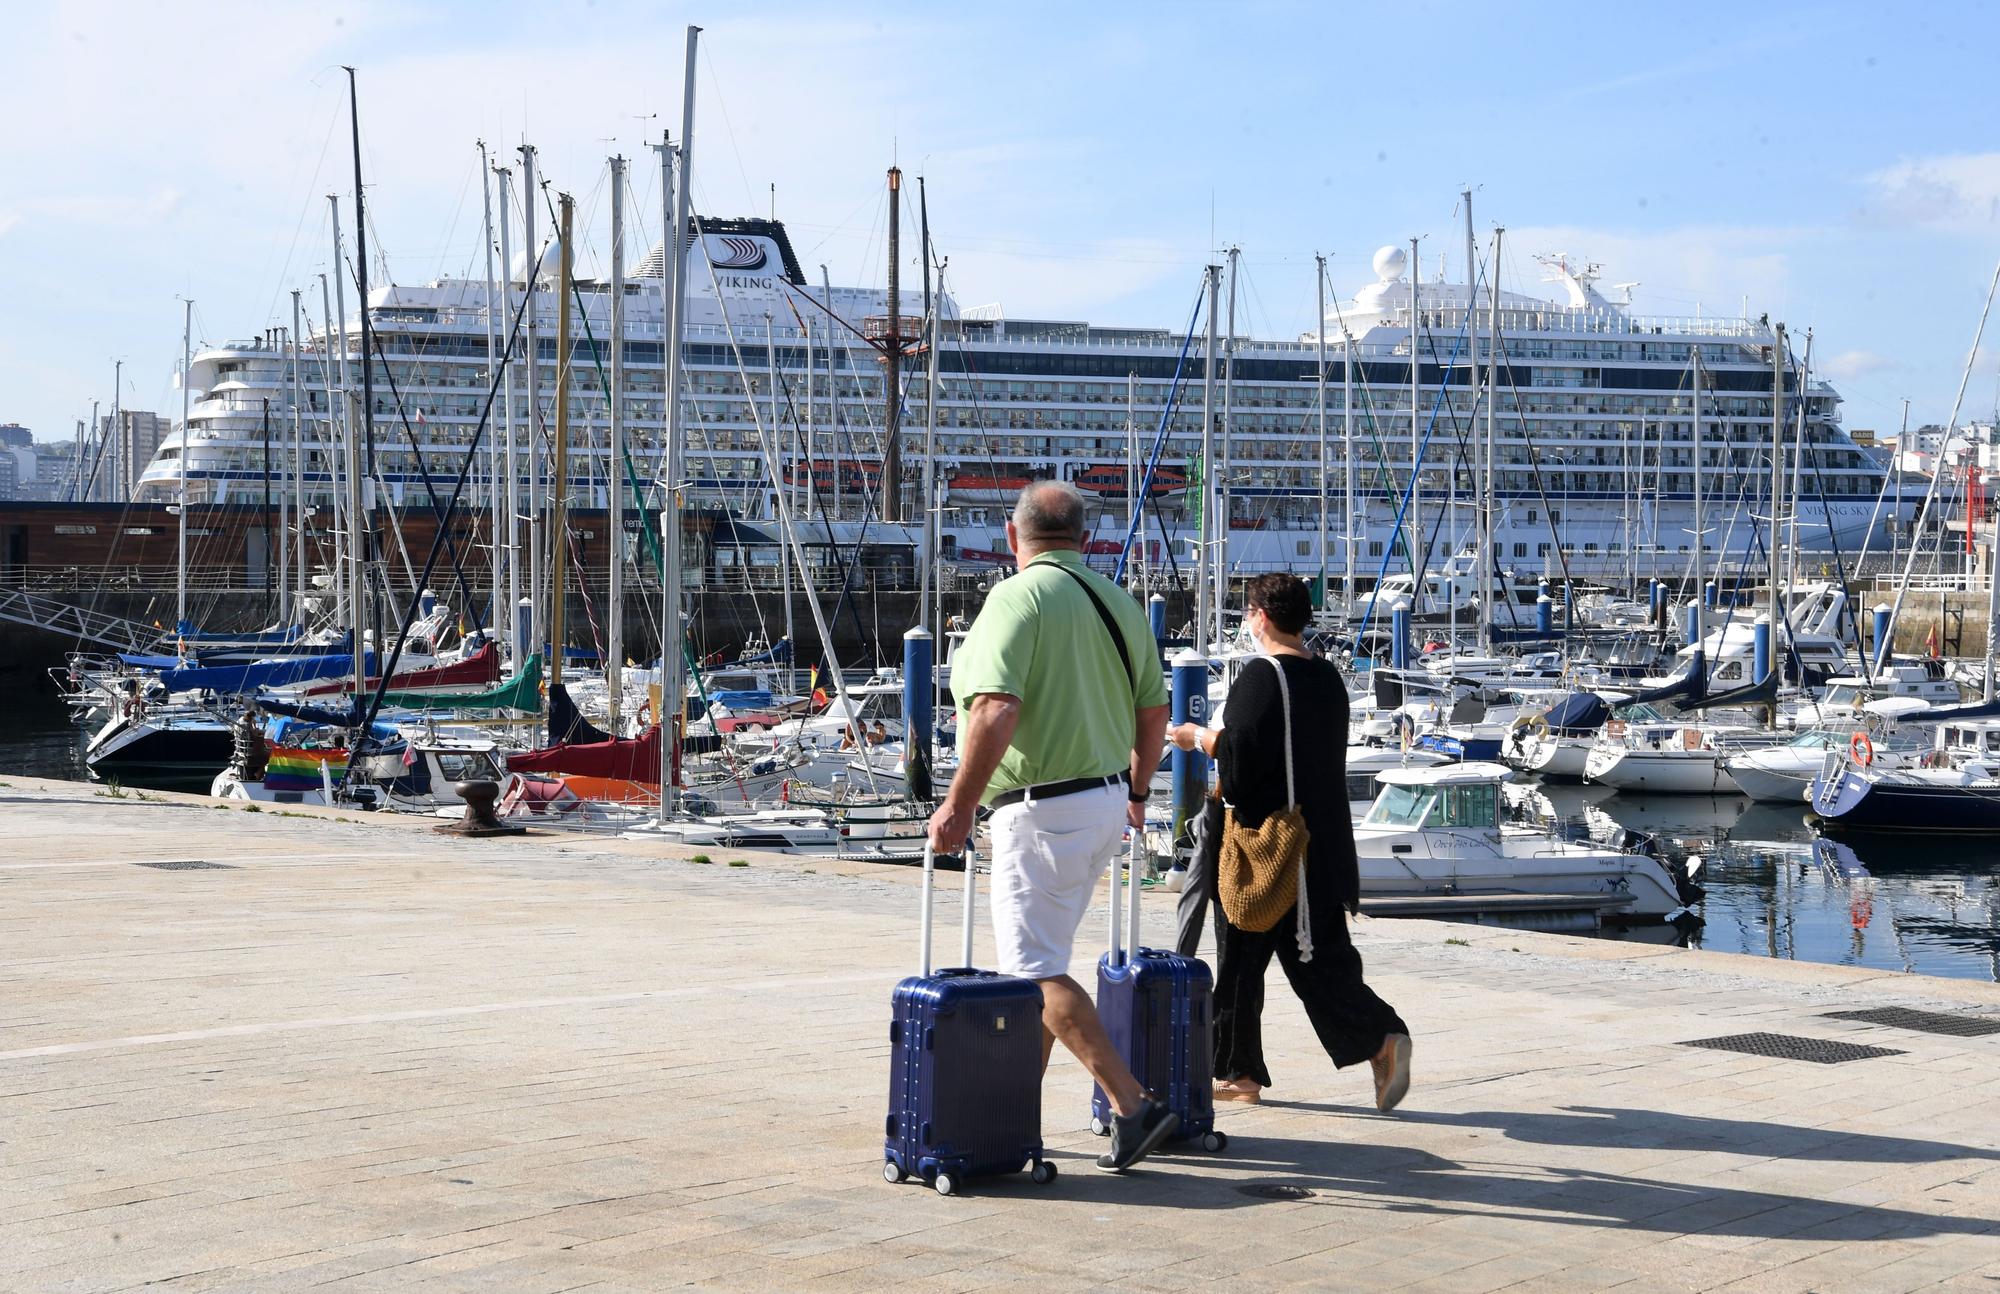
[2,774,1997,1292]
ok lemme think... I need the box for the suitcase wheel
[883,1160,907,1184]
[1031,1160,1058,1185]
[933,1171,958,1197]
[1201,1130,1228,1152]
[1088,1115,1110,1137]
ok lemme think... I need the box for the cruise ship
[137,217,1902,589]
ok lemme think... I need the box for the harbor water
[3,666,1991,985]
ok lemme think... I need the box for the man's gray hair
[1012,480,1086,544]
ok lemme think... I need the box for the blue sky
[5,0,1999,448]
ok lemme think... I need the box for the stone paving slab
[1,775,1997,1291]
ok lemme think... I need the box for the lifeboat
[946,472,1034,503]
[1071,464,1189,498]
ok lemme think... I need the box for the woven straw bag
[1217,657,1315,959]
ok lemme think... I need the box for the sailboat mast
[177,298,191,642]
[1407,236,1422,605]
[344,67,380,683]
[1343,311,1356,617]
[1197,264,1219,654]
[1484,228,1502,652]
[109,360,121,502]
[318,272,348,636]
[328,195,365,696]
[1316,254,1329,610]
[882,166,904,525]
[478,142,503,650]
[1219,245,1238,645]
[770,317,794,663]
[1462,191,1478,650]
[549,193,574,695]
[519,144,543,665]
[607,156,627,728]
[918,177,941,640]
[660,25,701,818]
[823,266,838,521]
[496,164,521,655]
[1691,345,1705,657]
[1768,324,1785,671]
[1787,330,1813,628]
[289,290,306,617]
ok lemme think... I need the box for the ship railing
[1871,572,1993,594]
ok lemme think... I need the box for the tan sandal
[1213,1080,1263,1104]
[1371,1034,1412,1112]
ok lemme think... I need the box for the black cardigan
[1214,654,1361,916]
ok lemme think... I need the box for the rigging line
[698,45,763,216]
[1110,276,1210,587]
[1352,287,1476,643]
[349,249,536,757]
[695,215,891,669]
[262,106,346,331]
[364,330,486,632]
[1326,289,1420,576]
[1785,340,1870,676]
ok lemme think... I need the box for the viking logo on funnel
[710,236,767,270]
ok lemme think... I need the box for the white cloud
[1860,153,2000,229]
[1821,349,1897,380]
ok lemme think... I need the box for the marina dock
[3,775,1997,1291]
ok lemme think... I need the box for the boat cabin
[1361,762,1514,834]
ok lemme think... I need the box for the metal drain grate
[1681,1032,1904,1064]
[1235,1183,1315,1201]
[1821,1007,2000,1038]
[133,859,235,871]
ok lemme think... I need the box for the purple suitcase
[884,843,1056,1196]
[1090,833,1225,1152]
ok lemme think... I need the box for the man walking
[928,481,1176,1172]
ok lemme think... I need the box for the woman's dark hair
[1245,572,1312,635]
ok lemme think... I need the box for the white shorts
[986,782,1128,979]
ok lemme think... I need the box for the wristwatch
[1128,787,1150,804]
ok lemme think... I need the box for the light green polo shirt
[951,550,1169,803]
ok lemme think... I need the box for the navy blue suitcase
[884,844,1057,1196]
[1091,834,1226,1152]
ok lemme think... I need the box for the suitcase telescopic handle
[920,842,937,977]
[960,841,978,970]
[1108,828,1144,968]
[1128,829,1143,957]
[919,838,978,976]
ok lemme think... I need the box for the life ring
[1849,731,1874,768]
[1606,719,1627,737]
[1681,728,1703,752]
[636,699,653,727]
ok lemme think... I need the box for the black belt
[989,772,1126,811]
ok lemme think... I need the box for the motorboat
[1583,719,1781,795]
[1352,762,1692,922]
[1724,699,1933,803]
[1503,691,1636,782]
[1807,717,2000,832]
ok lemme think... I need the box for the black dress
[1211,654,1408,1085]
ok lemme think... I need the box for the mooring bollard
[435,779,527,837]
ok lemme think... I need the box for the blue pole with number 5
[1171,647,1209,842]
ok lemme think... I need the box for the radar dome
[1372,245,1407,281]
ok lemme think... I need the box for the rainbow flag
[263,746,349,792]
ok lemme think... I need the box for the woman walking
[1169,573,1412,1111]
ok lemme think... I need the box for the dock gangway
[0,587,162,655]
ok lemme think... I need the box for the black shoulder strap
[1052,563,1137,699]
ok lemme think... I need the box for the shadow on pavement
[998,1112,1996,1240]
